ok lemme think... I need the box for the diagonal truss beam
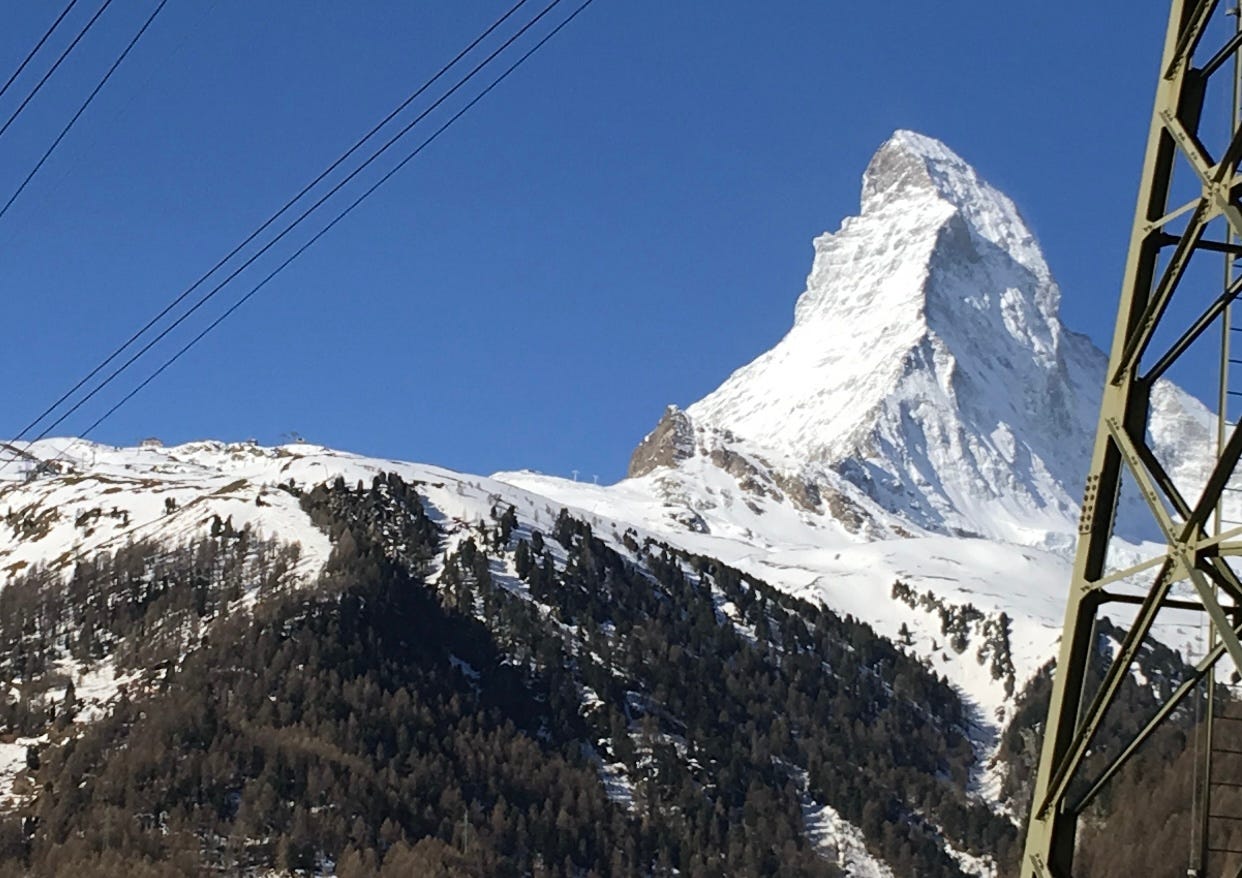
[1164,0,1219,79]
[1143,274,1242,382]
[1036,388,1242,820]
[1032,558,1176,821]
[1144,194,1205,234]
[1111,203,1209,382]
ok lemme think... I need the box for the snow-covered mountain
[2,131,1217,723]
[503,130,1219,721]
[0,130,1223,875]
[686,129,1097,544]
[631,130,1211,548]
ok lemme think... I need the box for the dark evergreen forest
[0,474,1015,875]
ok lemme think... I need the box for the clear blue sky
[0,1,1175,481]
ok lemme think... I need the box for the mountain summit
[632,131,1210,545]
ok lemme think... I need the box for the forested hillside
[0,473,1014,876]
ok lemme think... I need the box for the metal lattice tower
[1022,2,1242,875]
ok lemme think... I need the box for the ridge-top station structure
[1024,1,1242,875]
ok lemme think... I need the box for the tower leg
[1020,1,1242,874]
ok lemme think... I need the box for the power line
[0,0,169,223]
[17,0,573,451]
[6,0,536,450]
[72,0,599,447]
[0,0,222,255]
[0,0,115,143]
[0,0,81,104]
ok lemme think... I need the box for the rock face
[627,405,695,478]
[630,130,1214,546]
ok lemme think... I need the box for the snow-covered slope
[0,439,561,587]
[0,437,981,876]
[0,433,1063,731]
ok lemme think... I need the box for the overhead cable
[20,0,572,450]
[0,0,170,223]
[0,0,82,104]
[7,0,536,449]
[0,0,115,142]
[74,0,599,446]
[18,0,575,450]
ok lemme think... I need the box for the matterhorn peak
[789,132,1057,333]
[632,129,1212,545]
[688,129,1071,456]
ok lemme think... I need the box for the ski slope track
[0,130,1223,875]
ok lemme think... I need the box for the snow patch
[802,798,894,878]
